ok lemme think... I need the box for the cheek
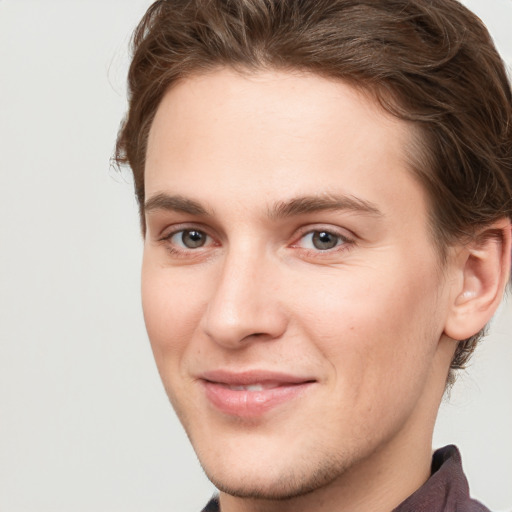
[141,264,209,426]
[293,270,443,443]
[141,261,205,369]
[292,262,442,383]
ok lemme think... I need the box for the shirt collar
[392,445,489,512]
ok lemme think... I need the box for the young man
[115,1,512,511]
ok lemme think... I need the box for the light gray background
[0,1,511,511]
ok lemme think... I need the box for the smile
[199,370,316,418]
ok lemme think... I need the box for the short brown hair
[115,0,512,377]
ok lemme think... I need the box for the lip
[199,370,316,418]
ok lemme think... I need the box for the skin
[141,68,501,512]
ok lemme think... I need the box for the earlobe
[444,219,511,341]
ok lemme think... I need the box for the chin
[207,468,335,501]
[198,444,353,501]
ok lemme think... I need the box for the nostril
[240,332,275,343]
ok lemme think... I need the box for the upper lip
[199,369,316,386]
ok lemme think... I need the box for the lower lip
[202,381,314,418]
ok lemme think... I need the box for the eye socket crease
[145,192,381,258]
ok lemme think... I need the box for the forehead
[145,68,425,225]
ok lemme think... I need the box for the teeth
[228,384,264,391]
[246,385,264,391]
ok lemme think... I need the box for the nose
[200,248,288,349]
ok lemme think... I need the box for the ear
[444,218,511,341]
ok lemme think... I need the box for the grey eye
[181,230,206,248]
[311,231,340,250]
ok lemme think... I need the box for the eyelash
[158,225,355,258]
[158,225,216,258]
[291,228,354,254]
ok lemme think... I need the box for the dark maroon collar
[393,445,489,512]
[202,446,489,512]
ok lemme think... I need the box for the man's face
[142,69,456,500]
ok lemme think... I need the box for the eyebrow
[144,192,383,219]
[268,194,383,220]
[144,193,212,216]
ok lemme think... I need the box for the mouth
[220,383,281,392]
[199,370,316,418]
